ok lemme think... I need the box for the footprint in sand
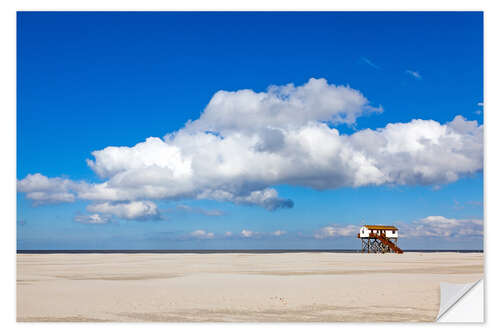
[270,296,288,305]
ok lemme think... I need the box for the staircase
[376,234,404,254]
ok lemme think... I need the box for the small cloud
[87,201,161,221]
[189,229,214,239]
[366,104,384,115]
[314,224,359,239]
[224,231,233,237]
[405,70,422,80]
[272,230,287,236]
[74,213,110,224]
[475,102,483,115]
[361,57,380,69]
[241,229,254,238]
[400,216,483,238]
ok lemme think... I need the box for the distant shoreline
[17,249,483,254]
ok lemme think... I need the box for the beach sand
[17,252,483,322]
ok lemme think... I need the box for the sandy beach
[17,252,483,322]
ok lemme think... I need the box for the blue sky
[17,12,483,250]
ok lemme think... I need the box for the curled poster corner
[436,279,484,322]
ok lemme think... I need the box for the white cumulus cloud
[400,216,483,238]
[189,230,215,239]
[241,229,255,238]
[74,214,110,224]
[186,78,380,134]
[314,224,359,239]
[17,78,483,220]
[17,173,81,205]
[87,201,160,220]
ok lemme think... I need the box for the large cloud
[17,78,483,219]
[185,78,381,134]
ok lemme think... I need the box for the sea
[17,249,483,254]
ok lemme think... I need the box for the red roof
[364,225,398,231]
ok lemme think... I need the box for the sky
[17,12,484,250]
